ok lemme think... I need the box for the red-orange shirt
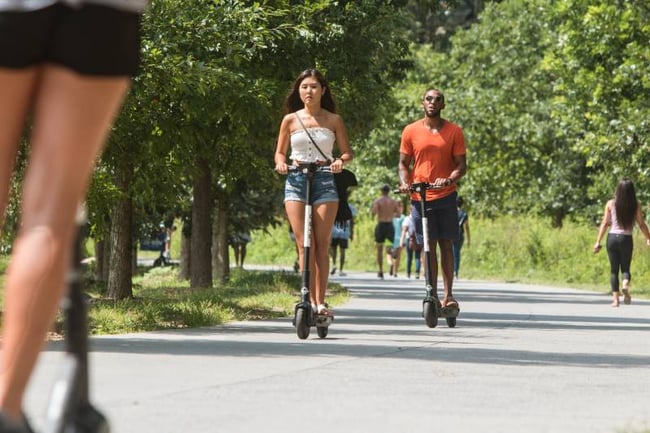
[400,119,466,201]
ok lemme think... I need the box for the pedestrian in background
[330,203,355,276]
[371,184,401,279]
[594,178,650,307]
[399,205,422,279]
[230,231,251,268]
[453,195,470,279]
[388,201,405,277]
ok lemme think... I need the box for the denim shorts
[0,4,141,76]
[284,170,339,205]
[411,192,459,242]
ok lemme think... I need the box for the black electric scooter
[409,183,459,328]
[287,164,333,339]
[38,206,110,433]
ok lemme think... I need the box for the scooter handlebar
[394,182,444,194]
[277,164,333,174]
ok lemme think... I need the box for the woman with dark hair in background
[594,179,650,307]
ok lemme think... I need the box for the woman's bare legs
[0,65,131,422]
[285,199,337,308]
[311,202,337,307]
[0,69,37,222]
[285,201,313,303]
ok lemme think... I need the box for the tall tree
[542,0,650,214]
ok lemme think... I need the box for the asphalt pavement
[25,271,650,433]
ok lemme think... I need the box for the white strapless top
[289,127,335,163]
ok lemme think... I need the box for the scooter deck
[438,305,460,318]
[315,314,334,327]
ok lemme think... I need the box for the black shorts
[374,222,395,244]
[411,192,459,243]
[0,4,141,76]
[331,238,349,249]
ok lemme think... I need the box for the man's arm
[447,154,467,184]
[398,152,411,192]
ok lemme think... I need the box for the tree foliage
[359,0,650,227]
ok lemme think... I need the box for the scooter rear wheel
[423,301,438,328]
[295,308,310,339]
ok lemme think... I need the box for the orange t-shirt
[400,119,466,201]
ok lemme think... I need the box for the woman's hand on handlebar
[329,158,344,173]
[275,161,288,175]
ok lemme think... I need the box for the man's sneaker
[378,272,384,280]
[330,266,336,275]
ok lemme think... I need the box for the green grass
[77,266,348,335]
[248,214,650,300]
[0,262,348,336]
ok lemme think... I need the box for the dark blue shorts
[284,169,338,205]
[0,4,141,76]
[411,192,459,243]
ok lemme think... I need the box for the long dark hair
[614,178,638,230]
[284,69,337,114]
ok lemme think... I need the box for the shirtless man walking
[371,184,401,279]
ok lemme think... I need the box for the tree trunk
[107,163,134,300]
[212,193,229,283]
[552,208,565,229]
[179,223,190,281]
[94,238,106,282]
[101,239,110,282]
[132,244,138,274]
[190,156,212,288]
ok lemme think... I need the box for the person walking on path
[330,204,355,276]
[388,202,405,277]
[593,178,650,307]
[398,88,467,309]
[0,2,146,432]
[371,184,401,279]
[274,69,354,317]
[453,195,470,279]
[399,206,422,279]
[230,231,251,268]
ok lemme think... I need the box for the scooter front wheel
[316,326,328,338]
[423,301,438,328]
[295,307,310,339]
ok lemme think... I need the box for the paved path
[25,273,650,433]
